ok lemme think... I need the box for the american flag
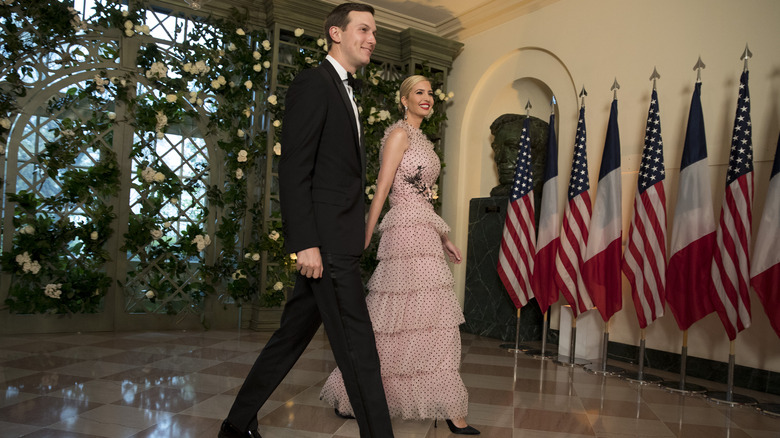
[497,116,536,308]
[622,89,667,329]
[751,131,780,338]
[554,107,593,316]
[711,70,753,341]
[583,99,623,323]
[532,113,560,314]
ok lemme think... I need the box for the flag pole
[530,310,555,360]
[706,338,757,406]
[660,329,707,393]
[623,328,663,384]
[705,45,758,407]
[553,308,589,367]
[583,79,624,376]
[584,317,624,375]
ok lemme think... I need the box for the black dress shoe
[218,419,262,438]
[334,408,355,419]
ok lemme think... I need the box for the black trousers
[226,253,394,438]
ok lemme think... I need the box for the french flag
[751,131,780,338]
[583,99,623,322]
[666,81,716,331]
[532,112,560,314]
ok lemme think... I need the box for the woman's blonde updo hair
[398,75,430,113]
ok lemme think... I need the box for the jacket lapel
[321,62,361,156]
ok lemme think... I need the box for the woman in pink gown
[320,75,479,435]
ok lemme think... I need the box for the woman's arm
[365,127,408,248]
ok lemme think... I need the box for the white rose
[294,28,304,37]
[150,229,163,240]
[235,168,243,179]
[145,290,156,299]
[244,80,252,90]
[153,172,165,183]
[183,62,192,73]
[163,221,171,228]
[0,118,11,129]
[122,11,129,17]
[272,120,281,128]
[236,28,245,36]
[252,253,260,261]
[124,29,133,37]
[269,230,280,241]
[253,51,261,60]
[448,91,455,99]
[267,95,277,105]
[229,81,235,88]
[237,129,245,137]
[166,94,177,103]
[211,80,221,90]
[243,108,251,118]
[228,42,237,51]
[141,25,150,34]
[317,38,325,47]
[244,253,251,259]
[218,75,226,84]
[171,197,178,205]
[156,131,164,139]
[261,40,271,51]
[273,281,284,291]
[253,64,262,72]
[263,60,270,68]
[124,20,133,29]
[196,98,203,106]
[273,143,281,156]
[90,231,98,240]
[108,112,116,120]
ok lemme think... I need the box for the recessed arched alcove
[451,47,576,342]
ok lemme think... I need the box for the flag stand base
[660,381,707,394]
[525,348,557,360]
[756,403,780,417]
[553,355,590,367]
[499,343,531,353]
[584,363,625,376]
[622,371,664,385]
[706,391,757,406]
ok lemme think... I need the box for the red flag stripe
[555,194,593,315]
[623,183,667,327]
[711,175,753,339]
[498,194,536,307]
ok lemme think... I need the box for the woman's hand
[441,237,462,264]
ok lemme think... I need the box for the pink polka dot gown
[320,120,468,420]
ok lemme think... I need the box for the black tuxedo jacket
[279,60,366,256]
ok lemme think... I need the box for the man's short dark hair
[324,2,375,47]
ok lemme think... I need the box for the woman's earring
[403,105,408,120]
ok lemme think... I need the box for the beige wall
[442,0,780,371]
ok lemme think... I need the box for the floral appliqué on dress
[403,165,437,203]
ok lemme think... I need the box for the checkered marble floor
[0,329,778,437]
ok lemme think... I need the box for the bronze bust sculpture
[489,113,550,215]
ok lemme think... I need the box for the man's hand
[296,247,323,279]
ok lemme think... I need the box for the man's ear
[328,26,341,44]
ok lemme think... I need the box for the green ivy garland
[0,0,452,317]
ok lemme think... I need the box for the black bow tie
[345,75,362,92]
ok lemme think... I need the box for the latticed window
[0,0,458,331]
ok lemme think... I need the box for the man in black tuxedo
[219,3,394,438]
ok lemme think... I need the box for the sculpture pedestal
[463,197,542,342]
[557,305,603,361]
